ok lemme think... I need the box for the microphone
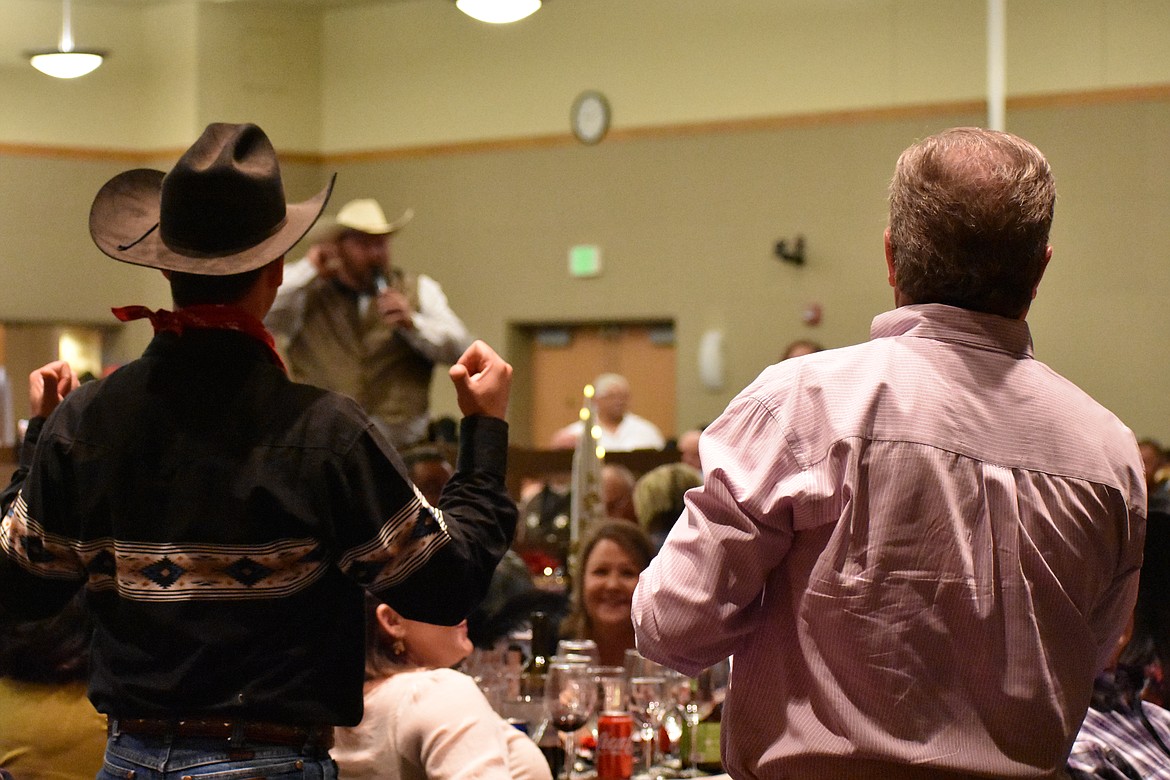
[373,268,390,294]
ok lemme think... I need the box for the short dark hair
[168,267,266,308]
[887,127,1055,318]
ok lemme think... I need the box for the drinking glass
[624,647,674,680]
[623,647,650,678]
[657,670,689,776]
[545,660,599,780]
[464,647,506,712]
[628,674,667,780]
[556,638,601,664]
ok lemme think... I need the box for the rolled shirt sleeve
[633,389,799,676]
[265,255,316,345]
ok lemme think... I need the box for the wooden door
[525,322,676,448]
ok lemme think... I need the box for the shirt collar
[112,304,286,373]
[870,303,1034,359]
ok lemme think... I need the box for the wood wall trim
[0,143,173,164]
[326,133,572,164]
[0,144,321,166]
[3,84,1168,165]
[1008,83,1170,110]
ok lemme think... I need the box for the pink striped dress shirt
[632,304,1146,779]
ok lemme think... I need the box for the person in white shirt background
[555,373,665,453]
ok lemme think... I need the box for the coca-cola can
[596,712,634,780]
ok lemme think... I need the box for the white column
[987,0,1006,131]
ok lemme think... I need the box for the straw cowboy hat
[303,198,414,247]
[89,122,334,276]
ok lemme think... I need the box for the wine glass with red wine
[544,660,598,780]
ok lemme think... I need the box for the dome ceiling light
[455,0,542,24]
[27,0,107,79]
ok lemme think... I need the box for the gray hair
[593,373,630,397]
[887,127,1055,318]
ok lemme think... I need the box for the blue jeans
[97,732,337,780]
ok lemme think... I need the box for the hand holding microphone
[374,267,415,330]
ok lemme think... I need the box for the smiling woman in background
[560,521,654,667]
[332,596,550,780]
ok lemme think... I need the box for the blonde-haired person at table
[559,520,654,667]
[332,596,551,780]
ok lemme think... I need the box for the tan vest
[286,271,433,434]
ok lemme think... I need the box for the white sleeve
[397,274,473,364]
[264,256,317,341]
[403,669,542,780]
[502,722,553,780]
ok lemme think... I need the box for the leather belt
[109,717,334,750]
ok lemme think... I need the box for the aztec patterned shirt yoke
[0,327,516,727]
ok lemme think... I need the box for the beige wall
[6,0,1168,151]
[3,2,200,148]
[195,3,323,150]
[315,0,1170,152]
[1,1,320,150]
[321,0,1170,151]
[1,0,1169,445]
[316,98,1170,444]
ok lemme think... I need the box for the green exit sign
[568,245,602,278]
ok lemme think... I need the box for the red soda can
[596,712,634,780]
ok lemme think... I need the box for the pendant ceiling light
[455,0,542,24]
[27,0,107,79]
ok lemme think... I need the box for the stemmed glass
[628,674,668,780]
[545,661,598,780]
[656,671,691,776]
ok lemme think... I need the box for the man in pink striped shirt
[632,127,1146,779]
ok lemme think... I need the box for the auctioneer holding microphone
[266,197,473,450]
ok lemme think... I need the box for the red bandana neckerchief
[112,304,286,373]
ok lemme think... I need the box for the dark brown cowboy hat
[89,122,334,275]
